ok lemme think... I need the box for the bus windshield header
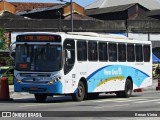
[16,34,61,42]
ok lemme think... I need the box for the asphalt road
[0,90,160,120]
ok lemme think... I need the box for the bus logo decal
[104,67,122,75]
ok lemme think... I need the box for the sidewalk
[8,79,159,98]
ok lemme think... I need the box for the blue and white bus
[10,32,152,102]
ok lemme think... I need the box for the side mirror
[9,42,16,60]
[65,49,71,59]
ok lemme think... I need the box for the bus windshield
[15,44,62,72]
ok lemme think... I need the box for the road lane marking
[134,99,160,103]
[19,103,60,108]
[133,97,160,99]
[92,98,127,103]
[95,104,129,109]
[114,99,147,102]
[91,98,148,103]
[13,97,34,99]
[19,104,51,108]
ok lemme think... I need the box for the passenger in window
[156,64,160,75]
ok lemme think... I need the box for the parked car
[0,66,14,85]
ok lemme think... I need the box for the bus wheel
[72,81,85,101]
[123,79,133,98]
[34,94,47,102]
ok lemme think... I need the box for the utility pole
[70,0,73,32]
[58,0,73,32]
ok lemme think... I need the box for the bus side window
[143,45,150,62]
[77,41,87,61]
[88,41,98,61]
[127,44,135,62]
[108,43,117,62]
[135,44,143,62]
[118,43,126,62]
[98,42,108,61]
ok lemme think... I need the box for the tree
[0,28,7,50]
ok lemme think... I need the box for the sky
[7,0,96,7]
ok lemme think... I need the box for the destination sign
[16,34,61,42]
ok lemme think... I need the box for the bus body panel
[69,62,152,93]
[12,32,152,96]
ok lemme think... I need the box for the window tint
[135,44,143,62]
[98,42,108,61]
[118,44,126,62]
[127,44,135,62]
[88,41,98,61]
[77,41,87,61]
[143,45,150,62]
[108,43,117,61]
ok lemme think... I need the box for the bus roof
[63,32,151,44]
[14,32,151,45]
[67,32,129,40]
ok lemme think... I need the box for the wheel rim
[78,85,83,97]
[127,87,131,95]
[126,82,132,95]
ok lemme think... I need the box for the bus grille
[20,73,51,77]
[22,80,49,84]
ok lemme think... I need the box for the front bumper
[14,80,63,94]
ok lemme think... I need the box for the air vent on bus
[20,73,51,77]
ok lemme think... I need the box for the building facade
[0,0,160,63]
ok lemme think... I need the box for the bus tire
[72,81,85,101]
[123,79,133,98]
[34,94,47,102]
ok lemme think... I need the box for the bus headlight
[49,79,58,85]
[49,81,53,85]
[17,80,22,83]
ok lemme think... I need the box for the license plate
[30,87,38,90]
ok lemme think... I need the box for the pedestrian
[156,64,160,75]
